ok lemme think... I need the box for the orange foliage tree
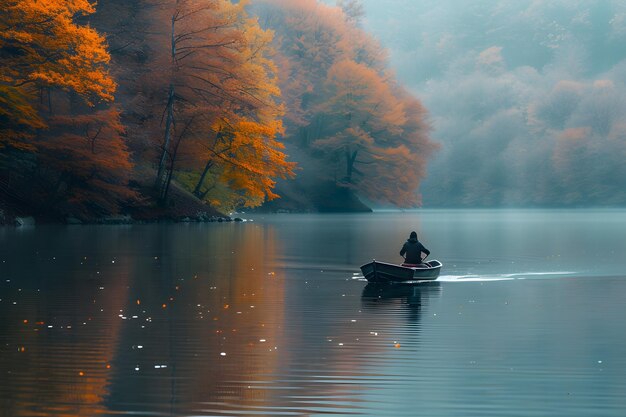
[37,107,135,214]
[253,0,436,207]
[141,0,294,208]
[0,0,134,215]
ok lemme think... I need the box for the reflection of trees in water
[0,225,445,416]
[104,224,287,415]
[361,282,442,323]
[0,229,132,417]
[0,224,289,416]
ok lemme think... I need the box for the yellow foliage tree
[0,0,134,215]
[0,0,116,103]
[144,0,294,207]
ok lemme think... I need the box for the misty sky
[356,0,626,206]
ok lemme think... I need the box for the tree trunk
[199,184,215,200]
[162,115,193,202]
[155,8,179,199]
[154,83,175,196]
[162,128,183,202]
[193,160,214,197]
[193,130,223,197]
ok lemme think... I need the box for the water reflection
[0,230,132,417]
[3,211,626,417]
[0,223,289,417]
[361,282,442,323]
[104,224,288,416]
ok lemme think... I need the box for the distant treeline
[376,0,626,208]
[0,0,435,219]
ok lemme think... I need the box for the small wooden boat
[360,260,442,283]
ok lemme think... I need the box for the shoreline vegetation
[0,1,435,226]
[3,2,626,226]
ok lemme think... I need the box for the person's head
[409,231,417,240]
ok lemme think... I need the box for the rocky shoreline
[67,213,246,226]
[0,174,372,227]
[0,176,246,227]
[1,209,246,227]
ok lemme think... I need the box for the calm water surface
[1,210,626,416]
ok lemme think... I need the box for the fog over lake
[358,0,626,207]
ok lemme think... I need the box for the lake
[1,210,626,416]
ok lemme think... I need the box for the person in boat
[400,231,430,266]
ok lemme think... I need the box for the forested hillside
[253,0,437,210]
[360,0,626,207]
[0,0,434,221]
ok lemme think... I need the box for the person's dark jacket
[400,238,430,264]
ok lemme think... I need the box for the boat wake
[352,271,577,283]
[438,271,576,282]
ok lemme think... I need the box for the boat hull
[360,260,442,283]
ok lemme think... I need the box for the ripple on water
[2,212,626,416]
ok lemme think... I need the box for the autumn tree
[315,60,406,181]
[136,0,293,208]
[0,0,135,216]
[253,0,436,208]
[1,0,106,151]
[0,85,44,152]
[254,0,355,143]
